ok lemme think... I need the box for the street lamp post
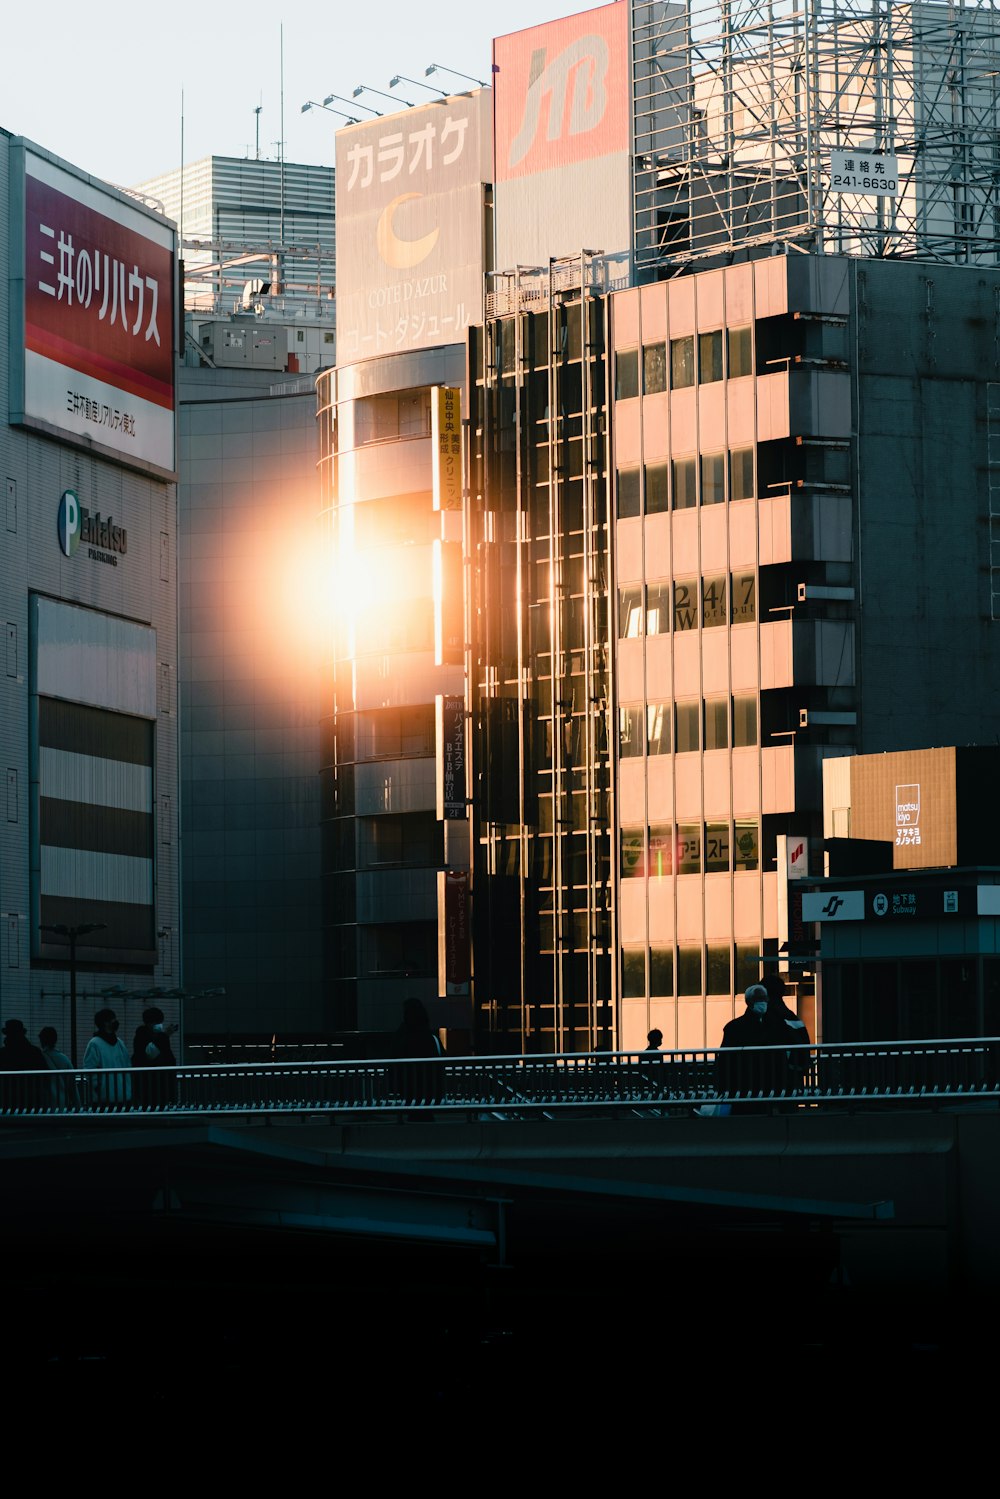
[425,64,488,89]
[38,922,108,1065]
[389,73,446,97]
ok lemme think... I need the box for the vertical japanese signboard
[493,3,632,269]
[433,540,464,666]
[438,869,470,995]
[436,694,466,820]
[334,91,492,359]
[11,143,176,477]
[432,386,462,511]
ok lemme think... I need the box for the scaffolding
[633,0,1000,269]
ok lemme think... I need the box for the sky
[6,0,605,190]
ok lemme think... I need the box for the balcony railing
[2,1037,999,1120]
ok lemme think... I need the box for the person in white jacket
[83,1008,132,1107]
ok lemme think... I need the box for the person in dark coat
[393,997,445,1110]
[131,1005,179,1108]
[715,984,796,1113]
[763,974,813,1096]
[1,1018,48,1111]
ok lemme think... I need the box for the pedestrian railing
[2,1036,999,1120]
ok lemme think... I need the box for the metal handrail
[2,1037,999,1121]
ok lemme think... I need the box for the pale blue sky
[6,1,603,189]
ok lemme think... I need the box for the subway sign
[57,488,128,566]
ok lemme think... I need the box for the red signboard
[493,3,630,182]
[17,148,176,475]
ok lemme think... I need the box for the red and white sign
[16,147,176,475]
[493,3,630,181]
[492,5,632,271]
[787,837,810,880]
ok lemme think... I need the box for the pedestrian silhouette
[763,974,813,1097]
[131,1006,179,1109]
[1,1019,47,1111]
[39,1026,81,1110]
[714,984,796,1114]
[645,1028,663,1051]
[83,1007,132,1108]
[394,997,445,1110]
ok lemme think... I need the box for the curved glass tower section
[317,346,467,1038]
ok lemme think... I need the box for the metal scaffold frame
[632,0,1000,269]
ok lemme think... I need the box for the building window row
[617,448,755,517]
[615,325,753,400]
[619,693,758,757]
[620,818,760,878]
[621,940,761,1000]
[619,572,756,637]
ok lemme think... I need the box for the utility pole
[255,102,262,160]
[39,922,107,1065]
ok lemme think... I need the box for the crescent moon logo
[376,193,439,270]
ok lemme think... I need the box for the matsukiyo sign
[11,144,176,477]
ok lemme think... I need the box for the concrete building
[318,91,492,1043]
[134,155,337,377]
[466,0,1000,1054]
[471,247,1000,1052]
[1,129,180,1059]
[177,361,325,1040]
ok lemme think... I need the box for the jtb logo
[821,895,845,917]
[57,489,81,557]
[508,36,610,167]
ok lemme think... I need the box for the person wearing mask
[714,984,793,1114]
[83,1008,132,1109]
[131,1006,179,1108]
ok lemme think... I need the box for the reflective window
[645,461,669,515]
[731,571,756,625]
[619,705,644,758]
[670,336,695,389]
[707,945,732,994]
[643,343,667,394]
[646,583,671,636]
[617,467,641,519]
[702,574,728,629]
[646,702,671,755]
[650,948,674,997]
[705,823,730,872]
[677,825,701,874]
[728,325,753,378]
[730,447,754,501]
[621,827,646,878]
[701,451,725,505]
[675,702,700,754]
[619,586,643,638]
[616,349,640,400]
[734,820,759,871]
[673,580,698,632]
[677,946,702,995]
[648,825,674,878]
[733,695,758,748]
[704,699,730,750]
[699,330,724,384]
[672,456,697,509]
